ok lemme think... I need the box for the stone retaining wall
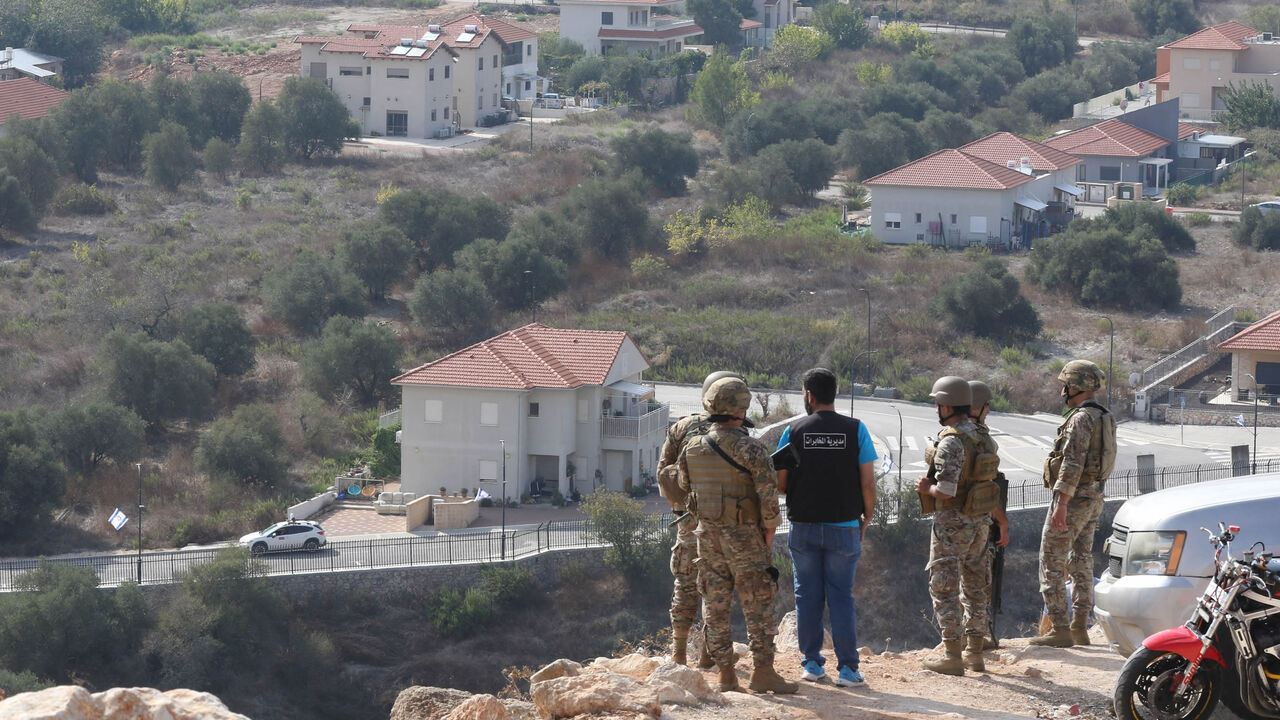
[1152,405,1280,426]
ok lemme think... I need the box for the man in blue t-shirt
[777,367,877,688]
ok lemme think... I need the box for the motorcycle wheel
[1113,647,1221,720]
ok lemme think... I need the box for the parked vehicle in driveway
[238,520,326,555]
[1094,473,1280,658]
[1251,201,1280,215]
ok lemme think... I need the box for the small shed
[1217,310,1280,399]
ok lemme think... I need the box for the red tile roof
[1163,21,1259,51]
[1042,118,1170,158]
[599,24,704,39]
[863,149,1038,190]
[440,16,498,49]
[1178,122,1202,140]
[561,0,682,5]
[1218,311,1280,352]
[740,18,763,29]
[0,78,67,122]
[474,15,537,43]
[959,131,1082,171]
[392,323,635,390]
[295,33,453,61]
[1152,72,1170,86]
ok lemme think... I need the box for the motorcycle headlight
[1124,531,1186,576]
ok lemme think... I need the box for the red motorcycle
[1113,524,1280,720]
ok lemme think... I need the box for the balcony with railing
[602,402,669,439]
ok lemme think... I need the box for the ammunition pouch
[934,426,999,516]
[918,487,936,515]
[1043,451,1063,490]
[657,464,688,508]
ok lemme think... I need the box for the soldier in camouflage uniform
[1030,360,1116,648]
[677,378,798,695]
[917,377,995,676]
[657,370,744,668]
[969,381,1010,656]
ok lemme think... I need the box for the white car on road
[238,520,327,555]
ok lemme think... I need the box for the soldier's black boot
[922,639,965,676]
[1069,616,1090,646]
[962,635,986,672]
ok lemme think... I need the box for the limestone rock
[772,612,831,653]
[441,694,507,720]
[499,699,538,720]
[732,642,750,658]
[390,686,474,720]
[0,686,249,720]
[530,659,583,684]
[1024,667,1043,679]
[645,662,721,705]
[594,654,661,680]
[530,673,661,719]
[858,646,873,657]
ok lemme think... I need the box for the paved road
[653,383,1280,488]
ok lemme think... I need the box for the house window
[578,399,590,422]
[1099,165,1121,181]
[362,97,371,107]
[1183,92,1200,108]
[366,66,371,75]
[479,459,498,481]
[479,57,484,70]
[529,402,540,417]
[387,67,409,79]
[431,109,437,121]
[425,400,443,423]
[480,402,498,426]
[492,54,498,69]
[429,68,435,81]
[1182,57,1201,70]
[444,107,449,118]
[493,92,498,107]
[339,66,362,76]
[525,80,531,91]
[386,111,408,137]
[883,212,901,229]
[478,96,484,110]
[1200,147,1217,159]
[969,216,987,235]
[1076,164,1086,182]
[601,11,614,24]
[914,212,922,224]
[445,65,450,79]
[527,45,532,56]
[506,82,512,94]
[950,214,957,224]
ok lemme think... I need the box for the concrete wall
[434,498,480,529]
[289,492,336,521]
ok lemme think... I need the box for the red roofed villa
[1218,310,1280,400]
[391,323,666,500]
[1152,21,1280,123]
[0,77,67,133]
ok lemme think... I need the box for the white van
[1094,472,1280,657]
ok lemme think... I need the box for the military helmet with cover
[929,376,971,407]
[1058,359,1106,392]
[702,370,745,395]
[968,380,992,410]
[703,377,752,422]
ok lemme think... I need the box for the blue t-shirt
[778,418,878,526]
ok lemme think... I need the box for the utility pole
[1100,315,1114,410]
[136,463,143,585]
[859,288,871,386]
[1245,373,1259,474]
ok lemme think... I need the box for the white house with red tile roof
[0,47,63,82]
[1043,117,1175,195]
[1218,310,1280,399]
[435,16,507,127]
[391,323,668,501]
[1153,21,1280,122]
[863,145,1063,248]
[559,0,703,56]
[296,27,458,139]
[0,78,67,136]
[481,15,543,100]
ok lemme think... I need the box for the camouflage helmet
[702,370,745,395]
[703,377,752,419]
[929,376,971,407]
[968,380,993,410]
[1058,359,1106,392]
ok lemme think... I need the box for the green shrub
[50,183,118,216]
[630,254,668,286]
[1233,207,1280,250]
[1026,227,1181,310]
[1235,309,1260,323]
[999,346,1034,371]
[930,258,1041,343]
[1165,183,1198,206]
[551,490,565,507]
[482,565,536,609]
[429,587,493,638]
[900,376,933,402]
[1184,211,1211,227]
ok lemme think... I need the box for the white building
[391,323,669,501]
[866,132,1096,248]
[481,15,542,100]
[435,16,506,127]
[1043,117,1175,196]
[1153,21,1280,123]
[0,47,63,82]
[559,0,703,56]
[296,28,458,139]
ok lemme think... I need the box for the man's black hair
[802,367,838,405]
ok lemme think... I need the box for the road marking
[905,436,920,451]
[1021,435,1051,449]
[886,436,900,452]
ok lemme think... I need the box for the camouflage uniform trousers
[927,509,991,641]
[695,521,777,666]
[1039,494,1104,626]
[669,514,700,633]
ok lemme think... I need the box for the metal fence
[0,515,679,592]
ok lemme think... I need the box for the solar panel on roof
[456,32,476,43]
[390,45,411,55]
[408,47,427,57]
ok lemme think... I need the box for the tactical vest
[658,414,712,508]
[925,425,1001,515]
[684,431,761,525]
[1044,403,1117,492]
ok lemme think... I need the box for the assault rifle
[987,473,1009,647]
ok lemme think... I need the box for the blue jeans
[788,521,862,670]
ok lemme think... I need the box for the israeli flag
[109,508,128,531]
[476,489,492,501]
[1234,414,1247,427]
[881,456,894,474]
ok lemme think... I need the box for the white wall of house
[300,44,454,138]
[559,2,607,55]
[870,186,1015,245]
[559,0,696,56]
[451,35,505,127]
[501,36,540,99]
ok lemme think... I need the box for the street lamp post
[858,287,871,385]
[499,439,509,559]
[850,350,878,415]
[891,404,903,488]
[135,461,142,579]
[1100,315,1114,410]
[524,269,536,323]
[529,99,534,153]
[1245,373,1260,474]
